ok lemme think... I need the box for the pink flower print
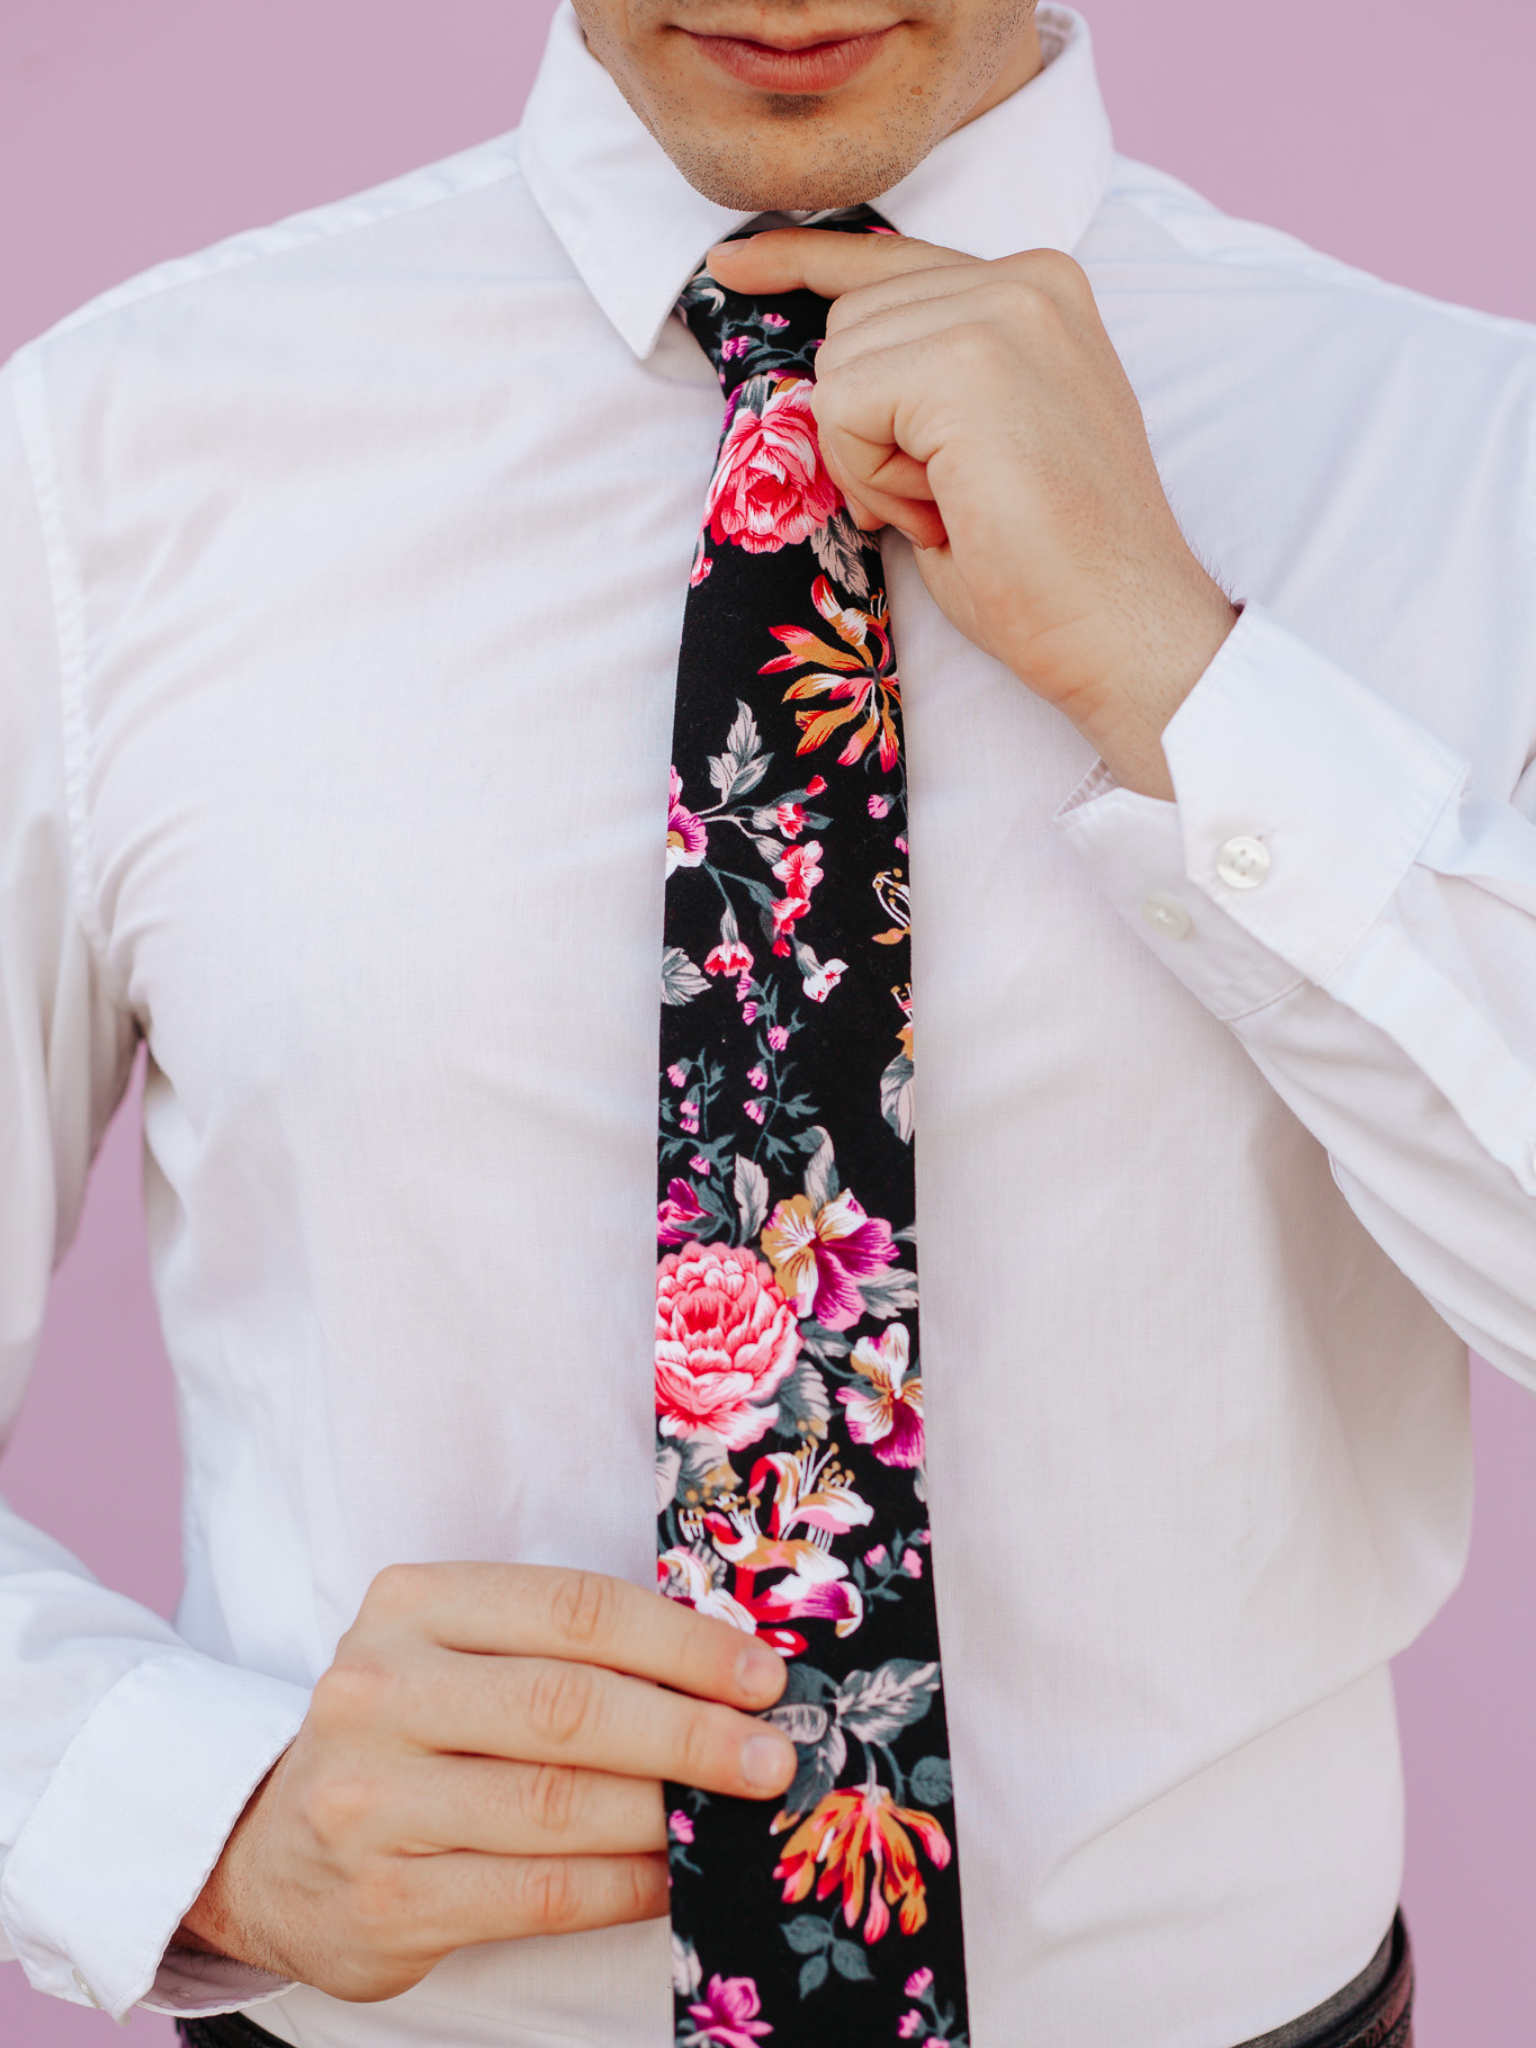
[767,1025,789,1051]
[690,1153,712,1176]
[736,972,753,999]
[743,1002,759,1023]
[775,800,808,838]
[904,1968,934,1999]
[901,1547,924,1578]
[702,376,841,556]
[838,1324,924,1468]
[745,1099,767,1125]
[747,1065,768,1091]
[864,1543,889,1568]
[772,839,824,900]
[689,543,713,588]
[655,1243,800,1451]
[686,1974,773,2047]
[721,334,752,361]
[761,311,790,329]
[761,1188,898,1330]
[802,955,848,1003]
[668,1809,696,1845]
[679,1100,701,1135]
[895,834,909,853]
[657,1178,707,1246]
[868,794,892,819]
[667,767,708,877]
[805,776,827,796]
[667,1063,688,1088]
[898,2017,926,2040]
[706,940,754,977]
[771,896,812,950]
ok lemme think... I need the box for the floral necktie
[655,211,970,2048]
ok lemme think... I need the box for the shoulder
[1091,153,1536,375]
[10,131,572,390]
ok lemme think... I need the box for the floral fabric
[657,212,968,2048]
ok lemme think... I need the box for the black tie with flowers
[654,211,970,2048]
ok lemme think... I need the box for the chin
[659,118,933,216]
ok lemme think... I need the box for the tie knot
[678,205,892,400]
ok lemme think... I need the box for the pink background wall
[1,2,1532,2040]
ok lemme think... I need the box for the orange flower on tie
[772,1778,951,1943]
[760,576,902,770]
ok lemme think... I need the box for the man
[1,0,1532,2041]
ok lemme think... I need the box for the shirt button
[1141,892,1193,940]
[71,1969,102,2010]
[1216,835,1271,889]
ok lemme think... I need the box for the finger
[706,226,972,302]
[398,1647,797,1800]
[362,1562,786,1711]
[399,1850,670,1953]
[816,275,1036,370]
[390,1755,667,1859]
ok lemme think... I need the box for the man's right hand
[177,1562,793,2001]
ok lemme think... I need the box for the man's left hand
[707,230,1239,801]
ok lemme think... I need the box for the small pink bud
[901,1548,924,1578]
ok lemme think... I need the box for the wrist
[1071,589,1238,801]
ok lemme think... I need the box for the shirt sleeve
[0,355,309,2023]
[1057,603,1536,1386]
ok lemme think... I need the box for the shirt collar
[517,4,1116,360]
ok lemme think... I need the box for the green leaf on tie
[783,1917,834,1956]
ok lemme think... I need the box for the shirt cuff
[0,1648,309,2021]
[1054,604,1469,1016]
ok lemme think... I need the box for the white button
[71,1969,101,2010]
[1216,835,1271,889]
[1141,892,1193,940]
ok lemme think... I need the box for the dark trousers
[177,1910,1413,2048]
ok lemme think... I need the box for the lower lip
[687,28,892,93]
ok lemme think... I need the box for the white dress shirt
[2,6,1534,2043]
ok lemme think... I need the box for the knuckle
[944,319,1012,372]
[310,1654,392,1735]
[518,1856,582,1934]
[300,1767,376,1848]
[526,1660,600,1750]
[1025,246,1088,293]
[364,1560,436,1621]
[523,1762,582,1837]
[548,1569,618,1651]
[674,1705,716,1788]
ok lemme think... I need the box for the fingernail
[735,1642,784,1701]
[741,1733,794,1791]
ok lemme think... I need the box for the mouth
[682,26,895,93]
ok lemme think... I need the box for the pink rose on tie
[703,378,842,554]
[656,1243,800,1450]
[687,1974,773,2047]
